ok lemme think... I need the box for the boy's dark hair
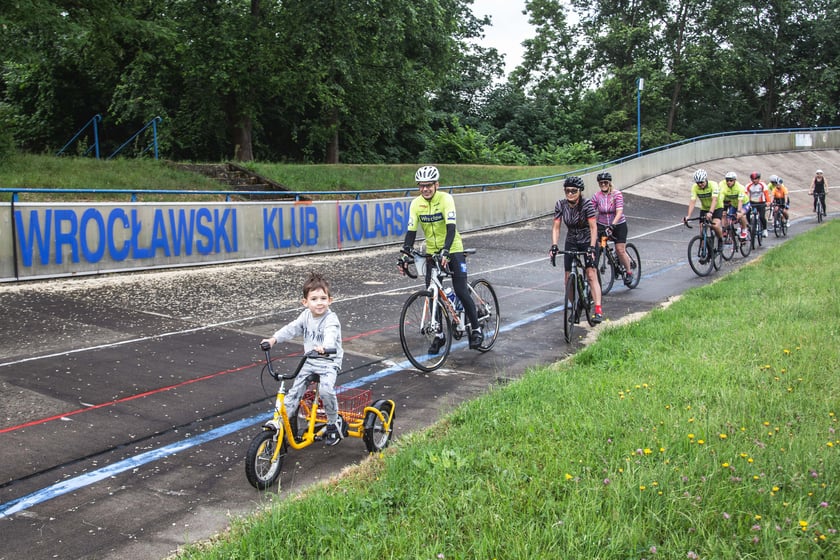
[303,272,331,298]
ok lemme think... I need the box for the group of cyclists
[399,165,829,345]
[685,167,829,252]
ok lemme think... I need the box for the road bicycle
[771,202,788,237]
[596,231,641,294]
[746,204,764,250]
[684,216,722,277]
[397,249,500,372]
[245,344,395,490]
[551,248,596,343]
[813,192,826,223]
[720,209,751,259]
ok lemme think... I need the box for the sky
[470,0,535,77]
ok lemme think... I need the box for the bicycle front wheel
[245,429,286,490]
[470,279,500,351]
[817,199,824,223]
[399,290,452,372]
[625,243,641,288]
[597,249,615,295]
[739,229,752,257]
[687,235,713,277]
[773,210,783,237]
[721,226,736,261]
[563,273,577,343]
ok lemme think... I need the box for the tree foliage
[1,0,838,164]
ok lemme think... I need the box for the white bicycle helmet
[769,174,779,184]
[693,169,708,183]
[415,165,440,183]
[724,171,737,180]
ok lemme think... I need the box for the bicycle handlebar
[260,345,337,381]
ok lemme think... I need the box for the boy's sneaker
[469,328,484,350]
[324,422,343,447]
[428,335,446,355]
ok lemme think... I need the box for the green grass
[174,221,840,560]
[0,154,573,201]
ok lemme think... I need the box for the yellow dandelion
[748,457,754,463]
[722,462,730,468]
[688,417,695,423]
[783,349,790,354]
[660,447,665,453]
[644,448,652,455]
[740,453,748,458]
[772,486,780,492]
[565,473,573,480]
[639,485,646,491]
[755,515,762,521]
[688,433,695,439]
[719,433,727,440]
[754,475,760,480]
[800,520,808,530]
[665,404,671,410]
[828,442,834,448]
[652,481,659,486]
[781,368,787,373]
[763,421,770,427]
[698,439,705,445]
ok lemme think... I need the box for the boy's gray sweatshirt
[271,309,343,369]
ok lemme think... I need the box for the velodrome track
[0,153,835,559]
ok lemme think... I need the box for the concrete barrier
[2,130,838,281]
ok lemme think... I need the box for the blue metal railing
[107,116,162,160]
[9,126,839,203]
[56,114,102,159]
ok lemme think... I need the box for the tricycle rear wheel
[363,400,394,453]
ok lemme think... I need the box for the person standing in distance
[400,165,484,352]
[809,169,829,215]
[550,176,603,323]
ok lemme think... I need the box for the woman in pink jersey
[591,172,634,287]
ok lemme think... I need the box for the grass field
[0,155,575,202]
[172,221,840,559]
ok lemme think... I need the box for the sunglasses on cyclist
[417,182,436,189]
[598,181,610,185]
[564,188,580,194]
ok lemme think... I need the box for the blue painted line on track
[0,279,644,518]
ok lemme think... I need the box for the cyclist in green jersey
[719,171,750,239]
[400,165,484,352]
[684,169,724,246]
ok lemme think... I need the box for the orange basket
[300,385,372,424]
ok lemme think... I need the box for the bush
[531,140,601,165]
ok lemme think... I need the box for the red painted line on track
[0,323,396,435]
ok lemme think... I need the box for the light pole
[636,77,644,155]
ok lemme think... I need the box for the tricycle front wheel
[363,400,394,453]
[245,429,286,490]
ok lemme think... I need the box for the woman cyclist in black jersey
[549,176,603,323]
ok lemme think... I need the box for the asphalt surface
[0,154,835,559]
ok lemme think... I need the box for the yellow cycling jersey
[690,180,724,211]
[406,190,464,253]
[719,181,748,207]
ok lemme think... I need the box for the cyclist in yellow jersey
[770,176,790,224]
[400,165,483,351]
[684,169,724,246]
[719,171,750,239]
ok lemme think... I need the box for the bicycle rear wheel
[597,249,615,295]
[687,235,713,276]
[624,243,641,288]
[469,279,500,351]
[563,273,577,343]
[399,290,452,372]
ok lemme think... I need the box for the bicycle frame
[261,348,392,452]
[409,250,469,335]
